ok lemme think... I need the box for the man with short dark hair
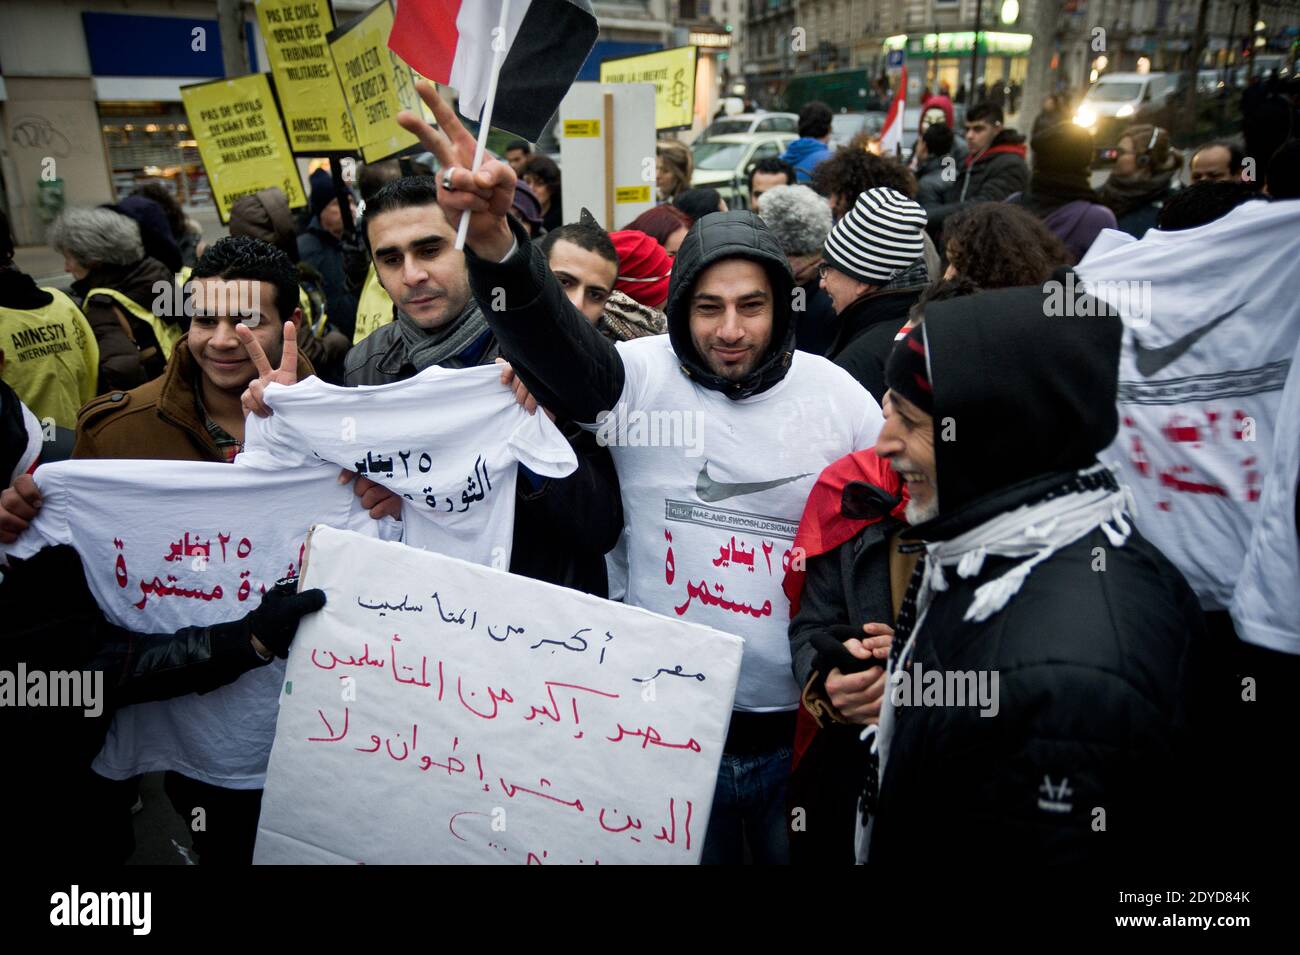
[923,102,1028,237]
[1190,140,1246,184]
[537,218,619,324]
[781,101,835,183]
[748,157,796,212]
[327,177,621,597]
[504,139,532,174]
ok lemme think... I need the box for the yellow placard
[256,0,357,153]
[599,46,698,131]
[563,119,601,138]
[181,73,308,223]
[327,0,422,162]
[615,185,652,204]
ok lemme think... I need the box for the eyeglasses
[818,263,830,279]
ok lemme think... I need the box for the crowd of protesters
[2,71,1298,867]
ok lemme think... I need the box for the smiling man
[862,285,1210,865]
[73,236,314,462]
[345,177,488,384]
[395,81,883,864]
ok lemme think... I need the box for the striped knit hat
[822,186,927,286]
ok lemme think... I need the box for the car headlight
[1116,103,1135,118]
[1073,107,1097,129]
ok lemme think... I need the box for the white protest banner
[255,525,744,864]
[1080,200,1300,609]
[559,82,657,229]
[0,459,376,786]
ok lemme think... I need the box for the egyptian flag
[877,66,906,158]
[389,0,598,141]
[782,448,908,768]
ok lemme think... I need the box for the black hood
[916,271,1122,522]
[664,211,796,400]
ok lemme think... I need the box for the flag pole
[455,0,513,251]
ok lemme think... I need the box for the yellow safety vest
[352,265,395,345]
[1,288,100,430]
[82,286,183,361]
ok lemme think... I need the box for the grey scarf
[395,298,492,370]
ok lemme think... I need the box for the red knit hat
[609,229,672,307]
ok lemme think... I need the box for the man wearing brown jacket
[68,236,395,863]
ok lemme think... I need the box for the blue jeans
[702,745,792,865]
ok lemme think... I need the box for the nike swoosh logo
[1133,303,1245,377]
[695,461,813,503]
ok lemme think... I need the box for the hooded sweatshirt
[468,211,882,711]
[781,137,834,184]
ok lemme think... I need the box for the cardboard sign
[559,82,657,229]
[327,0,423,162]
[256,0,358,153]
[254,526,744,864]
[599,45,698,131]
[180,73,307,223]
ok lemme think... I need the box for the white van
[1073,72,1177,155]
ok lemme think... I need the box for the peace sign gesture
[395,80,518,260]
[238,320,297,419]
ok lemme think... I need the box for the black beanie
[921,272,1122,515]
[884,324,934,414]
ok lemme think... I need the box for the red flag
[877,66,906,158]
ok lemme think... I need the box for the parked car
[690,132,797,210]
[829,111,886,148]
[696,112,798,143]
[1073,72,1178,158]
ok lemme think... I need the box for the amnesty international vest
[351,265,394,345]
[1,288,99,430]
[83,286,183,361]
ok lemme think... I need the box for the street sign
[887,49,905,68]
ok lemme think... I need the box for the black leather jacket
[0,545,272,860]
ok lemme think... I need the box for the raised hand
[238,320,298,419]
[395,80,517,259]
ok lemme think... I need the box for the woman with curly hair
[942,202,1072,285]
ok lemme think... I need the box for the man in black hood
[860,278,1211,864]
[398,83,883,864]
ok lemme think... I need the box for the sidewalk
[13,205,229,291]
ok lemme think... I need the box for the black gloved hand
[242,579,327,659]
[811,624,882,677]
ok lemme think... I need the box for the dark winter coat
[0,544,279,860]
[297,219,359,338]
[924,129,1030,237]
[71,256,179,393]
[869,283,1210,863]
[829,258,929,402]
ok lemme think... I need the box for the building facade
[743,0,1297,110]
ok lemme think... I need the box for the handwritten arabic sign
[255,525,744,864]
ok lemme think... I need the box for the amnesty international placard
[327,0,422,162]
[599,46,698,131]
[256,0,357,153]
[180,74,307,223]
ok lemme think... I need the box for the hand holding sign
[238,320,298,420]
[396,81,517,259]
